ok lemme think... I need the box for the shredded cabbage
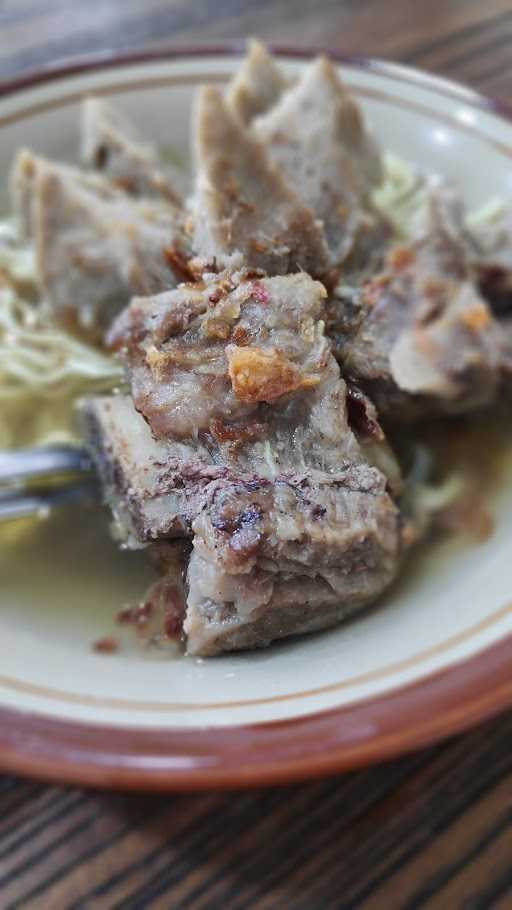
[465,197,506,228]
[0,219,35,288]
[373,153,507,238]
[0,230,122,448]
[372,153,429,236]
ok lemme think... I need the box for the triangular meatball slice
[190,86,330,278]
[254,56,384,268]
[31,157,189,339]
[226,39,289,124]
[81,96,185,204]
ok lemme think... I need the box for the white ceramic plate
[0,47,511,790]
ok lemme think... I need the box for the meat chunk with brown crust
[186,471,399,655]
[108,270,370,476]
[414,182,512,396]
[331,190,503,419]
[86,269,402,654]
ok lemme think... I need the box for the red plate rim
[0,43,511,791]
[0,635,510,790]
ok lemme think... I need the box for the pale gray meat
[89,271,364,546]
[10,148,37,240]
[185,472,400,655]
[190,86,330,277]
[109,268,401,491]
[412,181,512,389]
[84,406,400,656]
[99,270,401,507]
[226,39,289,124]
[80,394,222,547]
[81,96,186,205]
[28,156,189,339]
[88,269,402,653]
[415,180,512,317]
[84,402,401,655]
[254,56,383,268]
[145,543,190,642]
[331,194,502,419]
[9,148,117,241]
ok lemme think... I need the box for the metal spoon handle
[0,480,98,522]
[0,445,93,487]
[0,446,97,523]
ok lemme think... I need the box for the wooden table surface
[1,2,511,908]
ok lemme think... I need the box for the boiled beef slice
[88,271,355,546]
[420,181,512,319]
[186,470,399,655]
[413,181,512,393]
[330,190,502,419]
[93,269,402,653]
[109,270,372,475]
[80,394,222,547]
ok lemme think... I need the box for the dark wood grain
[3,0,512,101]
[1,2,512,908]
[0,715,510,909]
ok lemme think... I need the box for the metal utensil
[0,445,97,522]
